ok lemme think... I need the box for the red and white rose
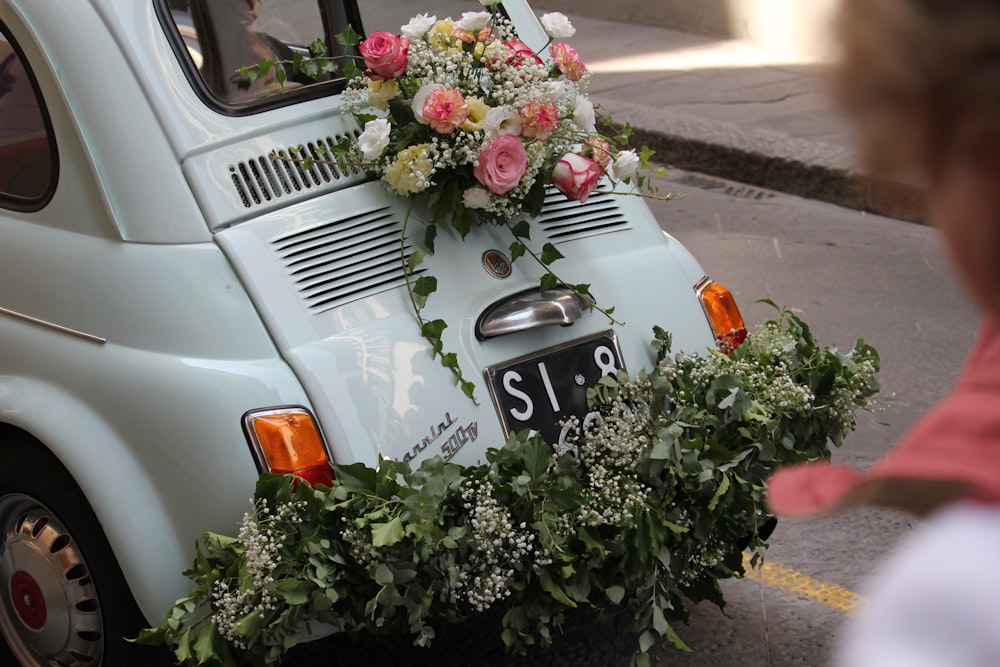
[551,152,603,203]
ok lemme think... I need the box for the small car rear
[0,1,741,664]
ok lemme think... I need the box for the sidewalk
[551,10,927,223]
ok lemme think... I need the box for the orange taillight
[243,408,334,486]
[697,278,748,353]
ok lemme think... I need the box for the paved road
[289,169,980,666]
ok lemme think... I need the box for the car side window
[0,23,56,210]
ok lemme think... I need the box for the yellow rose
[460,97,491,132]
[367,78,399,111]
[383,144,434,195]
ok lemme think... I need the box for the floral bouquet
[243,4,671,401]
[335,5,650,229]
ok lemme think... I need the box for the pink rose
[550,42,585,82]
[519,100,559,141]
[504,38,543,67]
[474,134,529,195]
[422,88,469,134]
[551,152,603,203]
[359,32,410,81]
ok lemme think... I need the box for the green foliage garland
[137,304,880,666]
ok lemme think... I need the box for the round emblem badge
[482,249,512,279]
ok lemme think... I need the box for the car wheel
[0,430,170,666]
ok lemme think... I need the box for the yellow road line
[742,553,865,615]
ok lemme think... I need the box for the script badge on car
[484,330,625,444]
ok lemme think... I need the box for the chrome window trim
[0,306,106,344]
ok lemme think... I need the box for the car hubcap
[0,494,103,666]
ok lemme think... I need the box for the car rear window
[158,0,362,112]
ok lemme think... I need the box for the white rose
[572,96,596,132]
[411,83,443,123]
[457,11,491,32]
[357,118,391,160]
[479,0,499,6]
[540,12,575,39]
[401,13,437,39]
[611,149,640,180]
[483,105,521,136]
[463,186,492,210]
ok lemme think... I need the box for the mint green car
[0,1,741,664]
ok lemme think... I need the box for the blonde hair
[831,0,1000,174]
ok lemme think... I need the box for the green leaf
[331,462,377,492]
[709,473,731,511]
[540,243,564,266]
[605,585,625,605]
[510,220,531,239]
[407,250,426,272]
[521,437,552,484]
[540,273,558,291]
[336,25,362,47]
[374,563,394,585]
[310,37,328,55]
[413,275,438,299]
[538,569,576,608]
[372,517,405,548]
[423,223,438,253]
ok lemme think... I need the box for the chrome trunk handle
[476,287,591,339]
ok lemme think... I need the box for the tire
[0,429,172,666]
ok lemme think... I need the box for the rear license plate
[484,331,625,444]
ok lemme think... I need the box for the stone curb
[592,99,928,224]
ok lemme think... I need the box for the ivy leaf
[509,241,526,262]
[407,250,426,273]
[335,25,362,47]
[461,380,477,400]
[540,273,558,291]
[309,37,327,56]
[238,65,258,85]
[540,243,564,266]
[413,276,438,309]
[510,220,531,239]
[453,205,474,238]
[423,223,438,254]
[421,319,447,343]
[522,177,548,216]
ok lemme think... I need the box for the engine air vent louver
[536,188,632,243]
[230,134,362,209]
[271,206,424,314]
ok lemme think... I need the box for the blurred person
[765,0,1000,665]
